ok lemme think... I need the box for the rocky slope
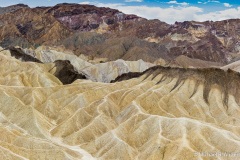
[1,53,240,159]
[1,46,155,83]
[4,46,225,83]
[0,3,240,64]
[0,47,88,85]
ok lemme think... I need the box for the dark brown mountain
[0,3,240,64]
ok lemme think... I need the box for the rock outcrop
[81,59,154,82]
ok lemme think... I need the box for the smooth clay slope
[1,54,240,160]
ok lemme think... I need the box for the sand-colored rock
[20,47,155,83]
[29,46,93,71]
[81,59,154,82]
[0,52,61,87]
[1,55,240,159]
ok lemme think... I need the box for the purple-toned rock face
[52,4,142,31]
[57,14,101,31]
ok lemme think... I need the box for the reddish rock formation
[0,3,240,64]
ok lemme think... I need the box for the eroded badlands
[1,53,240,160]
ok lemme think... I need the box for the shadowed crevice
[53,60,87,84]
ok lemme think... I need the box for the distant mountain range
[1,3,240,65]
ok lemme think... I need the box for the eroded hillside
[1,51,240,160]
